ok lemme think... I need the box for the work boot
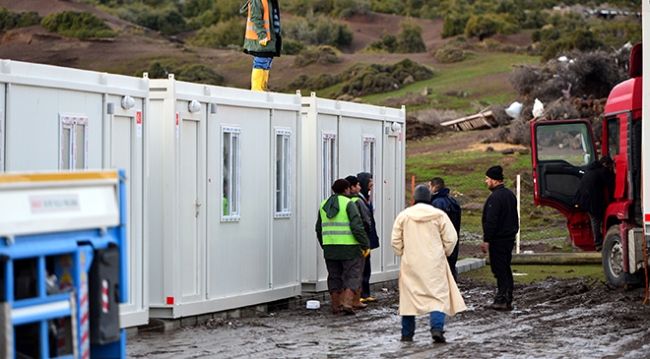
[431,329,446,343]
[400,335,413,342]
[330,291,342,314]
[341,288,356,315]
[485,302,512,311]
[352,288,367,309]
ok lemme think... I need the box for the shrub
[442,11,469,38]
[41,11,115,39]
[0,8,40,30]
[115,4,188,35]
[331,0,371,18]
[435,46,465,63]
[176,64,224,85]
[282,15,353,48]
[337,59,433,97]
[370,0,404,14]
[396,20,426,53]
[187,18,243,48]
[135,61,224,86]
[282,39,305,55]
[293,46,342,68]
[362,33,397,53]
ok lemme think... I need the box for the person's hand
[481,242,489,254]
[362,249,370,258]
[259,36,268,46]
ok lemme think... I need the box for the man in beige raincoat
[391,185,467,343]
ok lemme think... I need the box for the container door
[111,111,146,327]
[530,120,598,248]
[179,112,206,303]
[383,131,400,271]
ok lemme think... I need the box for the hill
[0,0,532,92]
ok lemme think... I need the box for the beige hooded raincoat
[391,203,467,316]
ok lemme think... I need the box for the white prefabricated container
[147,76,302,318]
[0,59,150,328]
[299,93,406,292]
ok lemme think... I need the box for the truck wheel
[603,226,625,286]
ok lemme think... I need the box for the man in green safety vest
[316,178,370,315]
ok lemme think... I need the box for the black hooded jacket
[573,160,615,216]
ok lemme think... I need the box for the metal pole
[516,174,521,254]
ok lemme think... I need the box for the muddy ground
[127,273,650,359]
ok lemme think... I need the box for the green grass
[462,264,605,284]
[359,52,541,113]
[406,136,569,243]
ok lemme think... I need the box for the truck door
[530,120,599,250]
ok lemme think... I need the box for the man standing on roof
[316,179,370,315]
[241,0,282,91]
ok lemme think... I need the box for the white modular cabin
[299,93,406,292]
[147,76,302,318]
[0,59,150,328]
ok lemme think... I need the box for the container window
[59,115,88,170]
[222,126,241,222]
[363,136,376,174]
[321,133,337,202]
[275,129,291,218]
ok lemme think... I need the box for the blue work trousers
[253,56,273,70]
[401,311,445,337]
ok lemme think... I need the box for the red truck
[530,43,647,286]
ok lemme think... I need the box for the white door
[111,112,146,327]
[179,113,206,303]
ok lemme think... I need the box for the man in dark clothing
[481,165,519,311]
[573,156,615,252]
[345,175,372,310]
[429,177,462,282]
[316,179,370,315]
[357,172,380,302]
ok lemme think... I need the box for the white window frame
[275,129,292,218]
[321,132,338,201]
[363,135,376,174]
[222,126,241,222]
[59,114,89,170]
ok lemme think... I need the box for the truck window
[535,123,595,166]
[605,118,620,159]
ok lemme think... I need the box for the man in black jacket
[573,156,615,252]
[481,165,519,311]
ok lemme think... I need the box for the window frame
[363,135,376,174]
[274,129,292,218]
[221,126,241,222]
[321,132,338,202]
[59,114,89,170]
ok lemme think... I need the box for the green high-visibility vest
[320,196,357,246]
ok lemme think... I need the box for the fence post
[516,174,521,254]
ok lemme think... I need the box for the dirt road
[127,276,650,358]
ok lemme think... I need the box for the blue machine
[0,170,128,359]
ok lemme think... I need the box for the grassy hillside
[406,131,569,244]
[356,52,541,112]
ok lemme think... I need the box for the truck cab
[530,43,646,286]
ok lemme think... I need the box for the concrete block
[197,313,213,325]
[227,309,241,319]
[140,318,180,333]
[213,311,228,319]
[181,316,197,328]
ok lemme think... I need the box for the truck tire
[603,226,626,286]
